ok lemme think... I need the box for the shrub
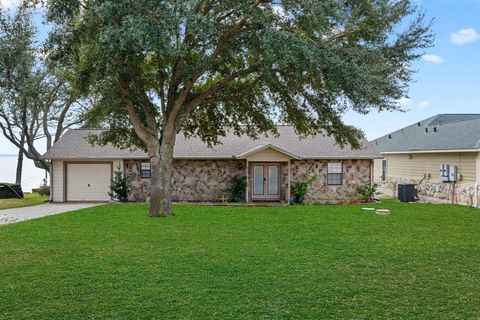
[356,184,378,202]
[228,176,247,202]
[109,166,130,202]
[291,177,316,203]
[32,186,50,196]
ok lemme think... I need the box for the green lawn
[0,193,48,210]
[0,201,479,319]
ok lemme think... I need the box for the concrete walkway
[0,203,102,226]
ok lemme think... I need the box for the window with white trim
[140,162,151,179]
[327,162,342,185]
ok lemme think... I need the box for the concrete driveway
[0,203,103,226]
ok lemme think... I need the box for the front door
[252,163,281,200]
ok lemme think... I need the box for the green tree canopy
[0,6,84,173]
[42,0,432,216]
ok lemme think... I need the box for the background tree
[43,0,432,216]
[0,6,84,182]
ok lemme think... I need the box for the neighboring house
[371,114,480,207]
[42,126,380,204]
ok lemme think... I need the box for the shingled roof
[371,114,480,153]
[43,126,380,160]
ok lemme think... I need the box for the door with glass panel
[252,163,280,200]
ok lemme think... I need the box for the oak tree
[0,6,84,180]
[43,0,432,216]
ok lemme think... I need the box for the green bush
[109,166,130,202]
[291,177,316,203]
[356,184,378,202]
[228,176,247,202]
[32,186,50,196]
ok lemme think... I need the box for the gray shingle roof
[43,126,380,160]
[371,114,480,153]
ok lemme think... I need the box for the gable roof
[42,126,380,160]
[236,144,301,159]
[371,114,480,153]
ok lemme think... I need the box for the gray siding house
[43,126,380,204]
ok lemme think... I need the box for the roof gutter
[44,155,382,161]
[380,148,480,155]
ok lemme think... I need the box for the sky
[343,0,480,140]
[0,0,479,157]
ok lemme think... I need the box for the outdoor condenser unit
[398,184,418,202]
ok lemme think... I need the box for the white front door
[66,163,112,201]
[251,163,281,200]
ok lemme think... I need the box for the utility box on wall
[440,164,449,182]
[448,165,457,182]
[439,164,457,182]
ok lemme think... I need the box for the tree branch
[177,65,262,125]
[53,101,73,143]
[169,0,264,122]
[119,79,156,146]
[131,70,159,137]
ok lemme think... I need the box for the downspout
[475,151,480,208]
[287,159,291,204]
[245,159,249,203]
[451,181,456,205]
[370,160,374,186]
[474,182,479,208]
[49,161,53,202]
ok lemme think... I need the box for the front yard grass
[0,200,479,319]
[0,193,48,210]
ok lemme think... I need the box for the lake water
[0,155,48,192]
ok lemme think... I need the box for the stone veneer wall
[290,159,372,204]
[378,176,480,206]
[125,159,246,202]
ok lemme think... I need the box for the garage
[65,163,112,202]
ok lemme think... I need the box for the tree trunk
[15,137,25,185]
[148,126,176,217]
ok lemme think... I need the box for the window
[381,159,387,182]
[140,162,151,179]
[327,162,342,185]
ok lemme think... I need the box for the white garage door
[66,163,112,201]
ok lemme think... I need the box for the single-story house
[42,126,380,204]
[371,114,480,207]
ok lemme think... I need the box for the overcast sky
[0,0,479,156]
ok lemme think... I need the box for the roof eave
[380,148,480,154]
[301,155,381,160]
